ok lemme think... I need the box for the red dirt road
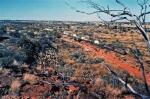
[63,37,150,85]
[81,42,150,84]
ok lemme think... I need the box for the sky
[0,0,147,21]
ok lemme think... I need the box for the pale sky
[0,0,149,21]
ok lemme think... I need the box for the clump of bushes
[18,34,58,68]
[87,58,104,64]
[18,36,41,68]
[0,85,10,98]
[111,40,124,49]
[70,50,87,63]
[0,46,14,68]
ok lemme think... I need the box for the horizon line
[0,19,101,22]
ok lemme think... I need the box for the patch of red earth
[63,37,150,84]
[81,41,150,85]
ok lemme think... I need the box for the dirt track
[63,37,150,85]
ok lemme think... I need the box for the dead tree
[66,0,150,98]
[69,0,150,49]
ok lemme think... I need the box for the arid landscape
[0,20,150,99]
[1,0,150,99]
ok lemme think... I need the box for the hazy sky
[0,0,147,21]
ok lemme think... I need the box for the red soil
[63,37,150,85]
[81,41,150,85]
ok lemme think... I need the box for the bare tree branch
[116,0,127,10]
[66,0,150,97]
[104,64,150,99]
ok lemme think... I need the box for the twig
[104,64,150,99]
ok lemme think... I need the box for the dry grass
[36,65,43,71]
[106,85,122,96]
[23,73,39,85]
[10,79,21,93]
[94,78,104,87]
[0,68,10,75]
